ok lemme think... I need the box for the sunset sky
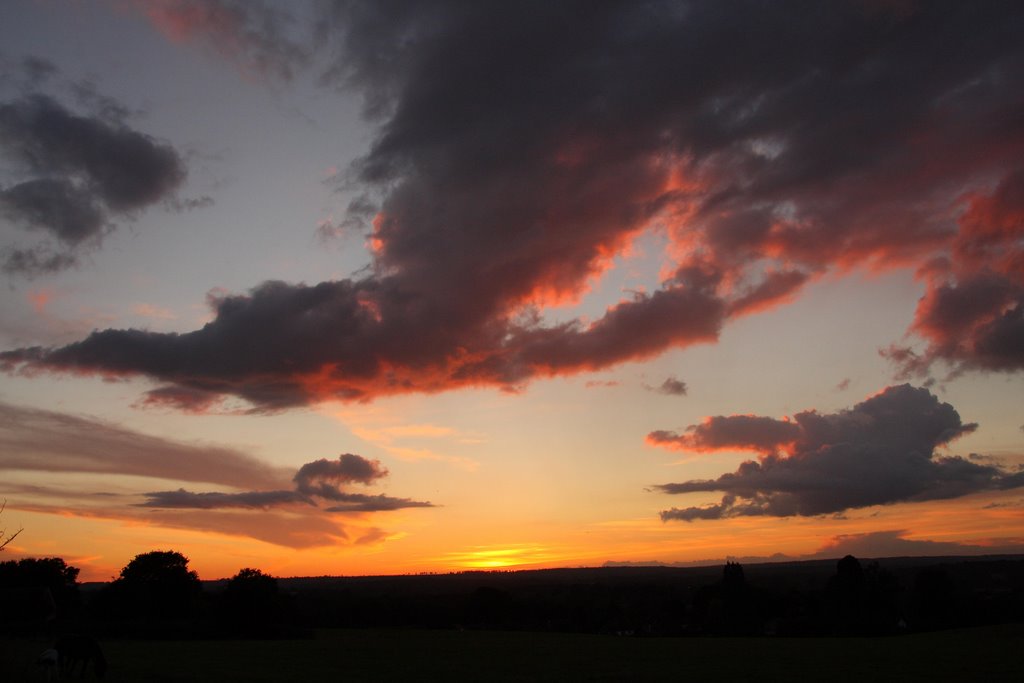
[1,1,1022,582]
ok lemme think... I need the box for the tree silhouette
[0,556,80,630]
[0,500,23,550]
[223,567,280,633]
[826,554,867,634]
[0,556,80,609]
[103,550,201,620]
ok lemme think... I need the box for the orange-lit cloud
[6,2,1024,407]
[888,168,1024,378]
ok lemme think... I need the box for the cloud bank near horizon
[604,529,1024,568]
[2,1,1023,407]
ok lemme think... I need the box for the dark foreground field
[4,624,1022,682]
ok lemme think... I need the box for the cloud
[293,453,387,494]
[0,93,187,275]
[135,0,310,82]
[654,385,1022,520]
[291,453,434,511]
[888,168,1024,378]
[0,246,77,277]
[12,501,350,550]
[0,404,434,545]
[647,376,688,396]
[0,178,106,244]
[5,3,1024,402]
[0,401,288,489]
[138,452,434,514]
[134,385,233,415]
[604,529,1024,567]
[812,529,1024,559]
[648,415,800,453]
[137,488,308,510]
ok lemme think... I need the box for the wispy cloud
[0,404,434,547]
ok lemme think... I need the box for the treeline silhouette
[2,552,1023,639]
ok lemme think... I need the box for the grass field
[3,624,1022,681]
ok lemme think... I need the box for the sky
[0,0,1022,582]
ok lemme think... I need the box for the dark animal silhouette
[55,635,107,679]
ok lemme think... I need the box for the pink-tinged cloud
[5,2,1024,407]
[654,385,1020,521]
[648,415,800,453]
[27,289,53,314]
[889,168,1024,377]
[812,529,1024,560]
[134,0,308,82]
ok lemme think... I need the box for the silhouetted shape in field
[827,555,865,634]
[223,567,281,635]
[824,555,903,635]
[55,634,106,679]
[691,562,762,635]
[100,550,200,620]
[35,647,58,681]
[0,556,80,633]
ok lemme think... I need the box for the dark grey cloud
[0,94,185,211]
[19,56,58,84]
[0,93,187,275]
[0,178,106,244]
[293,453,433,511]
[138,453,434,513]
[648,414,800,452]
[5,1,1024,403]
[0,245,77,276]
[138,488,308,510]
[322,495,434,513]
[647,376,688,397]
[655,385,1021,521]
[294,453,387,494]
[135,385,230,414]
